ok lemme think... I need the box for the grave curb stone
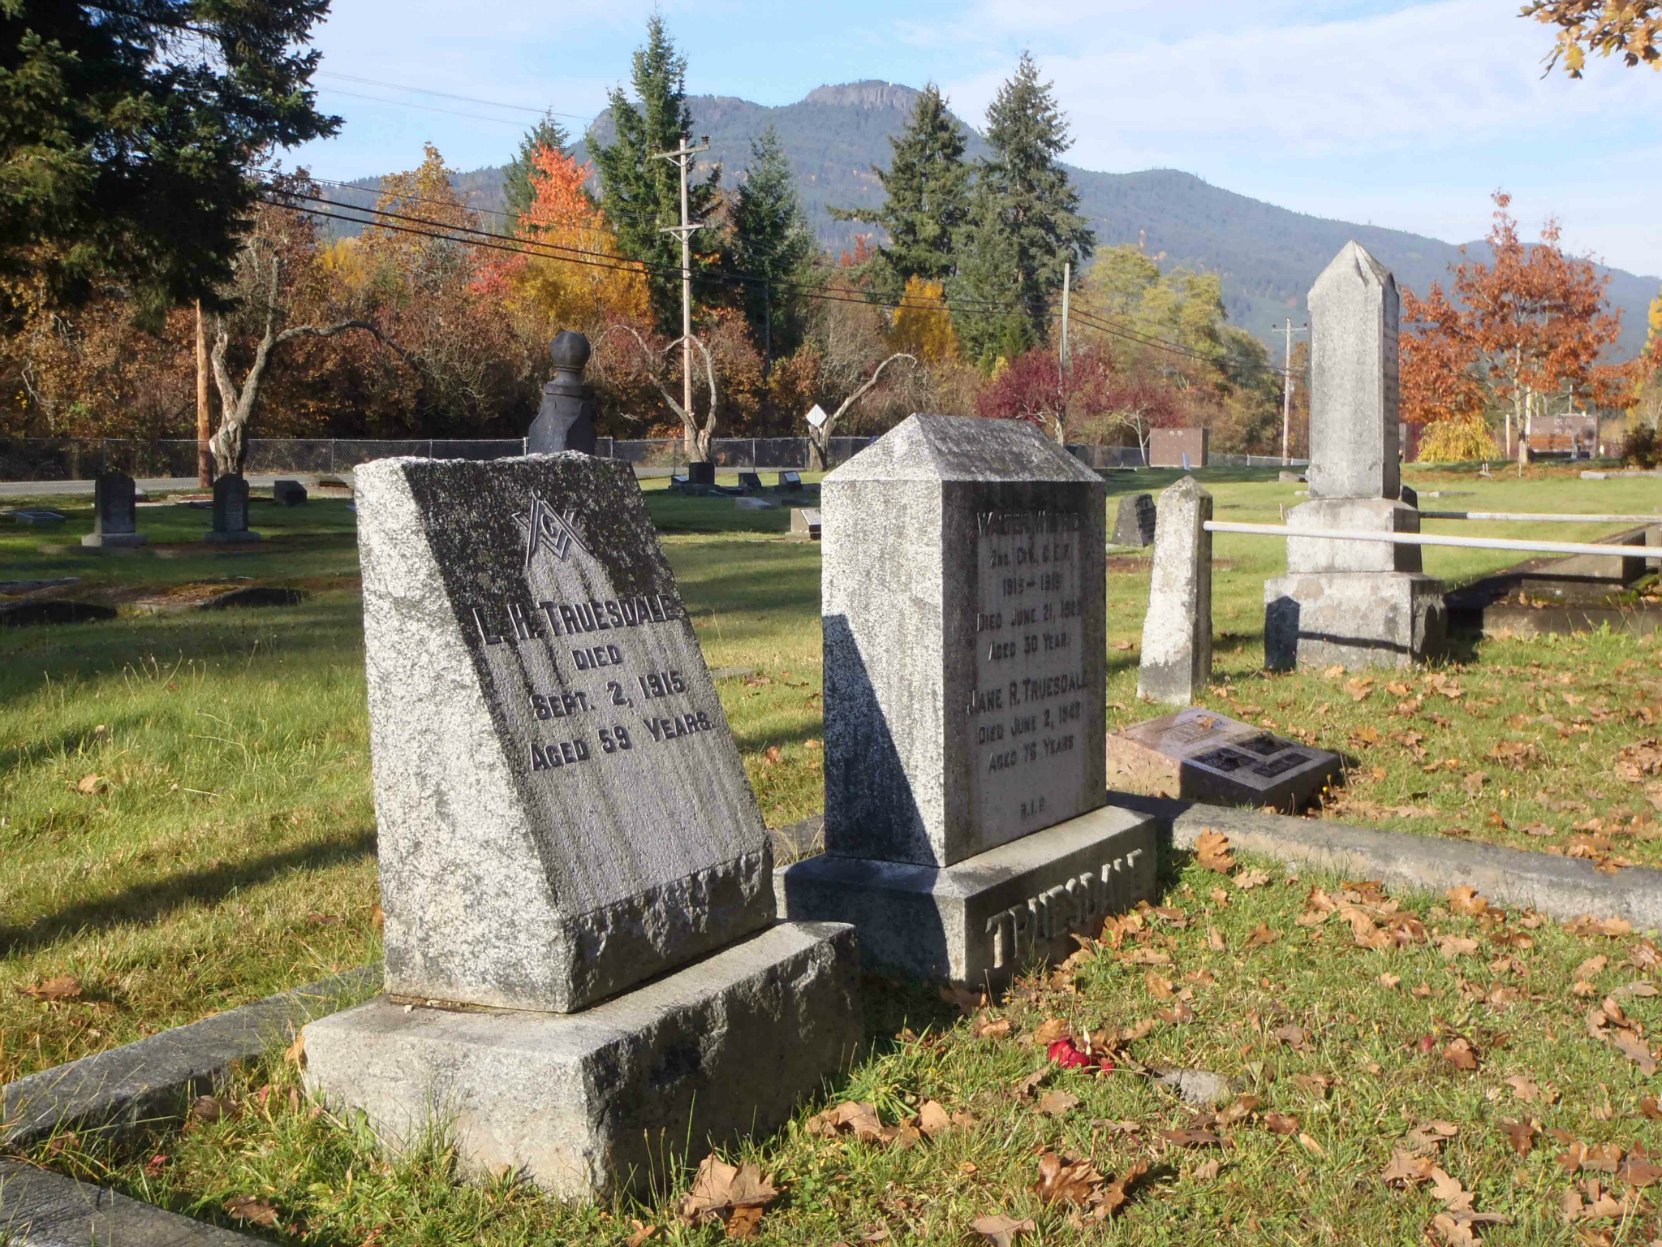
[1110,793,1662,930]
[0,1160,263,1246]
[775,806,1156,988]
[303,922,861,1201]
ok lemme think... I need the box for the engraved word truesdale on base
[983,848,1148,971]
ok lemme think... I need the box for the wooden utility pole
[653,135,709,450]
[1059,261,1071,371]
[195,300,212,486]
[1280,317,1308,465]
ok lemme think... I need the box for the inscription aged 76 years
[969,507,1089,838]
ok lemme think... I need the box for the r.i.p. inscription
[969,507,1089,837]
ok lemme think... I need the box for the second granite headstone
[81,471,146,548]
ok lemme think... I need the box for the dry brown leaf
[1033,1150,1103,1206]
[1263,1111,1299,1135]
[939,983,987,1016]
[283,1031,305,1067]
[969,1213,1035,1246]
[1036,1089,1080,1118]
[74,773,105,794]
[1404,1120,1460,1154]
[1494,1118,1536,1155]
[1245,922,1282,948]
[806,1101,887,1143]
[224,1196,280,1227]
[1217,1094,1262,1126]
[1145,971,1174,999]
[915,1100,953,1138]
[974,1016,1014,1040]
[1234,869,1271,890]
[677,1155,779,1235]
[1382,1149,1435,1186]
[1193,829,1236,873]
[1437,935,1480,959]
[1446,886,1489,916]
[1031,1017,1072,1046]
[20,975,83,1002]
[1610,1030,1657,1075]
[1442,1037,1480,1072]
[1192,1158,1222,1181]
[1616,1149,1662,1187]
[1161,1126,1222,1148]
[623,1220,659,1247]
[1272,1024,1308,1050]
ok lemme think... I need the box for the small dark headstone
[778,470,802,490]
[1107,707,1342,811]
[526,331,598,455]
[1112,492,1157,547]
[273,479,309,506]
[687,461,715,487]
[1399,483,1418,509]
[207,475,261,543]
[738,471,764,493]
[83,472,147,548]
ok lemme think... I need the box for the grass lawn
[2,462,1660,1204]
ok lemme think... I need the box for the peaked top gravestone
[822,415,1107,869]
[355,454,771,1014]
[1308,242,1400,501]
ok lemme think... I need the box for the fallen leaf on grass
[969,1214,1035,1246]
[1262,1112,1299,1135]
[20,975,83,1002]
[74,773,106,794]
[806,1101,887,1143]
[1036,1089,1080,1118]
[1033,1150,1103,1206]
[1047,1037,1114,1073]
[1234,869,1270,890]
[1442,1038,1480,1072]
[916,1100,953,1138]
[1193,829,1236,872]
[677,1155,779,1238]
[1505,1075,1558,1105]
[188,1095,235,1124]
[1383,1150,1436,1186]
[973,1016,1013,1040]
[1446,886,1489,915]
[1404,1120,1460,1155]
[624,1221,659,1246]
[1437,935,1480,959]
[224,1196,280,1227]
[940,984,988,1016]
[1161,1125,1223,1148]
[1616,1149,1662,1187]
[1192,1158,1222,1181]
[1272,1024,1308,1050]
[1245,922,1282,947]
[1500,1119,1538,1155]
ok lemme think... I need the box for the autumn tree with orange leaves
[1402,193,1627,464]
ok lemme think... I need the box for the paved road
[0,465,680,499]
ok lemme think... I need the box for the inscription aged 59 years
[970,508,1088,834]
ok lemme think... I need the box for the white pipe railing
[1419,510,1662,525]
[1203,520,1661,561]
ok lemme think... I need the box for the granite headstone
[778,415,1158,986]
[1112,492,1158,547]
[81,472,146,548]
[1137,476,1211,705]
[526,331,598,455]
[302,452,859,1199]
[206,475,260,543]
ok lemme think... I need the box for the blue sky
[290,0,1662,278]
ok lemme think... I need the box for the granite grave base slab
[79,531,148,549]
[303,922,859,1202]
[775,806,1156,989]
[1106,706,1342,811]
[1265,570,1445,671]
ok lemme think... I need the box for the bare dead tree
[606,324,720,465]
[207,238,386,478]
[809,352,917,468]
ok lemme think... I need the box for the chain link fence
[0,434,1230,482]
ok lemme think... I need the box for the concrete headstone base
[1264,570,1445,671]
[301,922,860,1202]
[1285,498,1423,574]
[775,806,1157,989]
[79,532,148,548]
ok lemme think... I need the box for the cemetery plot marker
[778,415,1157,986]
[81,472,146,548]
[1108,706,1341,811]
[303,452,859,1199]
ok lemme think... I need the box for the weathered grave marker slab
[1107,706,1341,811]
[353,455,773,1012]
[206,475,260,543]
[303,452,858,1199]
[272,479,308,506]
[790,507,822,540]
[81,472,146,548]
[778,415,1157,986]
[1112,492,1157,547]
[1138,477,1211,705]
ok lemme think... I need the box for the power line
[315,72,592,122]
[315,86,535,130]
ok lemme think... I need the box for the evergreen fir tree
[730,127,818,357]
[503,112,573,225]
[949,190,1032,367]
[590,16,720,332]
[956,53,1093,355]
[834,84,969,295]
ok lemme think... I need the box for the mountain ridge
[320,80,1658,357]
